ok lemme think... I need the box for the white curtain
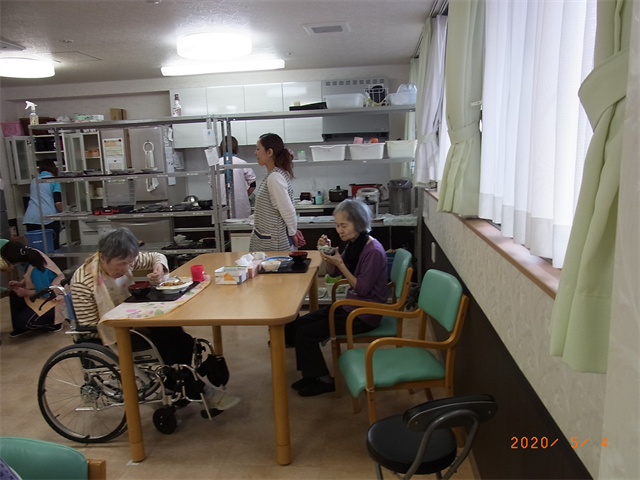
[414,15,448,187]
[479,0,596,267]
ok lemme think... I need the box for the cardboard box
[215,266,248,284]
[110,108,127,121]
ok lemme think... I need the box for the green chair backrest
[417,269,463,332]
[0,437,88,480]
[389,248,412,299]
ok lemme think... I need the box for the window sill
[425,189,560,299]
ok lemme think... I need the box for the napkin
[236,253,260,278]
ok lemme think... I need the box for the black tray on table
[124,281,200,303]
[259,258,311,274]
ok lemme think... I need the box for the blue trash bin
[25,229,56,252]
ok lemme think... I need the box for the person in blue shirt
[0,240,64,338]
[23,159,63,250]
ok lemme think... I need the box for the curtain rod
[413,0,449,58]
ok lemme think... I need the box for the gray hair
[98,228,140,261]
[333,198,372,233]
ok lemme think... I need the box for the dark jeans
[287,305,378,379]
[9,291,56,333]
[26,221,61,250]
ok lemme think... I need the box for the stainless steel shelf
[45,210,217,221]
[38,170,209,184]
[45,242,218,258]
[213,156,415,170]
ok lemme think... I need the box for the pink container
[1,122,24,137]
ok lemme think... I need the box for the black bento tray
[259,258,311,274]
[124,281,200,303]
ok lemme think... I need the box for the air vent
[46,51,102,63]
[303,22,351,35]
[0,39,25,52]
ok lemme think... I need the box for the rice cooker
[356,188,380,217]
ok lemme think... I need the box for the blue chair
[338,269,469,424]
[0,436,106,480]
[327,248,413,397]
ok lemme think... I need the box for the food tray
[259,258,311,274]
[124,281,199,303]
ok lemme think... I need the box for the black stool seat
[367,416,456,474]
[365,394,498,480]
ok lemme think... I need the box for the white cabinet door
[207,86,248,146]
[6,137,35,185]
[244,84,285,144]
[283,81,323,143]
[170,88,209,148]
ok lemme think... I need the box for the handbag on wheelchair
[197,354,230,387]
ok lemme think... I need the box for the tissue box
[215,266,248,284]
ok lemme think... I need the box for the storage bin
[25,229,56,252]
[386,139,417,158]
[324,93,366,109]
[387,91,417,105]
[310,144,347,161]
[348,142,385,160]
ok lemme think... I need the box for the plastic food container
[348,143,385,160]
[387,92,417,105]
[386,140,417,158]
[310,144,346,161]
[324,93,366,109]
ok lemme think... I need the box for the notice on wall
[102,138,125,172]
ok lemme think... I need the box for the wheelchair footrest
[200,408,224,420]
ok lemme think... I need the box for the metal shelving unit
[32,104,418,260]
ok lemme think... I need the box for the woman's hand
[321,246,344,268]
[12,286,31,298]
[292,230,306,248]
[8,280,25,289]
[317,234,331,247]
[147,262,168,284]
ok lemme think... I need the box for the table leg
[268,324,291,465]
[115,327,145,462]
[309,274,319,312]
[212,325,223,355]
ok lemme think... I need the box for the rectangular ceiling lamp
[161,58,284,76]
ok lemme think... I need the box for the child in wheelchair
[34,228,240,442]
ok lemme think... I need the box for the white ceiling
[0,0,446,88]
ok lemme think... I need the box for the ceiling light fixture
[0,57,55,78]
[161,58,284,76]
[177,32,252,60]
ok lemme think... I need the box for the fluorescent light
[161,58,284,76]
[177,32,252,60]
[0,57,55,78]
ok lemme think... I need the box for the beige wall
[422,192,606,477]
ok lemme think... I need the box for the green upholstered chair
[328,248,414,397]
[338,269,469,424]
[0,437,106,480]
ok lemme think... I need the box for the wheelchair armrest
[68,319,98,333]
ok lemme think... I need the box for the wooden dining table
[100,251,320,465]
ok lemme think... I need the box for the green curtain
[437,0,484,215]
[550,0,631,373]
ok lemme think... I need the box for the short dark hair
[37,159,58,176]
[0,239,47,271]
[333,198,372,233]
[220,136,239,155]
[98,228,140,261]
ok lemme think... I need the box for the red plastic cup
[190,264,205,282]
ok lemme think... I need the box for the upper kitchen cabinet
[206,86,248,146]
[244,84,285,143]
[4,136,36,185]
[170,88,209,148]
[282,81,323,143]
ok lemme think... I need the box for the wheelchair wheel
[153,407,177,434]
[38,344,128,443]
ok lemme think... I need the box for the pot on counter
[329,186,348,203]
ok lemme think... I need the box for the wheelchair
[34,282,228,444]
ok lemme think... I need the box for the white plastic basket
[386,140,417,158]
[348,143,385,160]
[310,144,347,161]
[324,94,366,109]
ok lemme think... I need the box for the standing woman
[250,133,304,251]
[0,240,65,337]
[23,159,63,250]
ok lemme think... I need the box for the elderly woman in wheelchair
[36,228,239,442]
